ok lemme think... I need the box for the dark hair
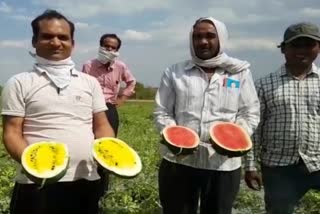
[99,34,122,50]
[31,9,75,43]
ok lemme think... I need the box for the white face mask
[31,53,75,89]
[97,47,120,64]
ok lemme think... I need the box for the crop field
[0,101,319,213]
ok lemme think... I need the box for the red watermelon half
[162,125,200,155]
[209,122,252,157]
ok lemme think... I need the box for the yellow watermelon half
[21,141,69,187]
[92,137,142,178]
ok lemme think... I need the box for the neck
[286,63,312,79]
[200,67,216,80]
[201,67,216,73]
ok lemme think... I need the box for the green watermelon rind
[209,122,252,157]
[162,125,200,155]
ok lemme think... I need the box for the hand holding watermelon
[160,125,200,156]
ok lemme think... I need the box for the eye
[58,35,70,41]
[40,33,54,40]
[193,33,217,40]
[207,33,217,39]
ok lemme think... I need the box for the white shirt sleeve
[1,76,26,117]
[153,67,177,133]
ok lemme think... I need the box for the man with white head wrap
[154,17,260,214]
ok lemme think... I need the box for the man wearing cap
[244,22,320,214]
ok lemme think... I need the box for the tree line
[129,82,157,100]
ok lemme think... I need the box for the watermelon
[21,141,69,187]
[162,125,200,155]
[209,122,252,157]
[92,137,142,178]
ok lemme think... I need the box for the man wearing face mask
[1,10,114,214]
[154,17,260,214]
[82,34,136,199]
[82,34,136,137]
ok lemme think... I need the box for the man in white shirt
[2,9,114,214]
[154,17,260,214]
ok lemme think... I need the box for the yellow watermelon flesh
[93,138,142,177]
[22,141,69,184]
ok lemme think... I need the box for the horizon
[0,0,320,87]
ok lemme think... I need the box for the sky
[0,0,320,87]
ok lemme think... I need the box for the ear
[280,46,285,54]
[32,37,36,48]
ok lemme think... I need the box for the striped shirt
[154,60,260,171]
[82,59,136,104]
[245,64,320,172]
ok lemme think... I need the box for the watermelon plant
[0,101,320,213]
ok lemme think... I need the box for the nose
[105,47,114,51]
[49,37,61,47]
[199,37,209,46]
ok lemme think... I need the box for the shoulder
[113,59,130,72]
[82,59,100,70]
[254,68,282,90]
[165,60,191,74]
[76,70,99,84]
[114,59,127,66]
[83,58,99,66]
[4,70,36,88]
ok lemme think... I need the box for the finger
[251,179,262,190]
[245,178,261,191]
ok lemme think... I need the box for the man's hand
[116,95,128,107]
[244,170,263,191]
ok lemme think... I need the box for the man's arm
[153,67,176,133]
[93,111,115,139]
[116,64,136,106]
[3,116,28,163]
[241,76,265,190]
[235,69,260,137]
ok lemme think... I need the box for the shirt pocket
[220,86,240,112]
[71,89,93,116]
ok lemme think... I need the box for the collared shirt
[1,68,107,183]
[245,64,320,172]
[82,59,136,104]
[154,60,260,171]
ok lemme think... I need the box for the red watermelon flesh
[212,123,250,150]
[164,126,199,148]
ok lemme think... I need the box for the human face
[282,37,320,68]
[32,18,74,61]
[192,21,219,60]
[101,37,119,52]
